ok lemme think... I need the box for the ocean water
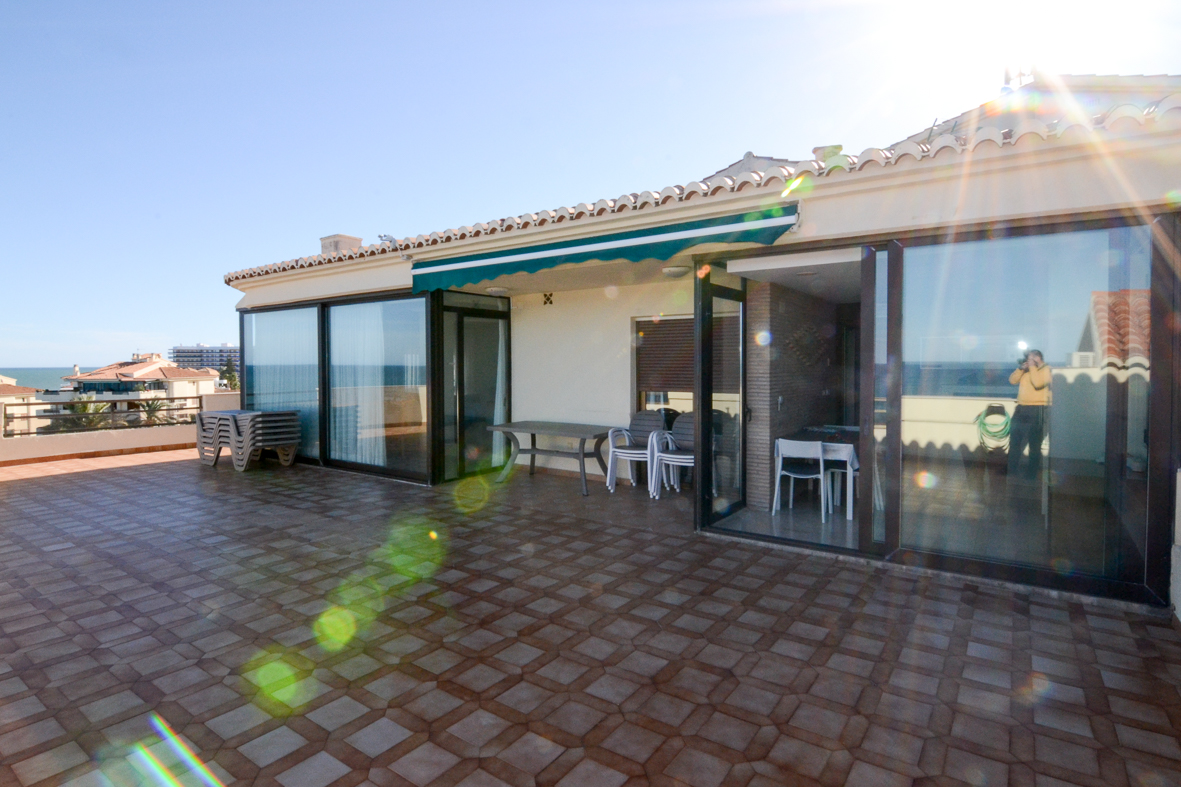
[0,368,95,391]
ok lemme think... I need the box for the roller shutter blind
[636,318,694,394]
[636,316,740,394]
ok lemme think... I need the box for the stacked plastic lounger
[196,410,301,471]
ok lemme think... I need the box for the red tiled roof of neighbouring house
[66,358,220,382]
[0,385,38,396]
[1090,289,1150,363]
[157,366,220,379]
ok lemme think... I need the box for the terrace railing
[1,396,201,438]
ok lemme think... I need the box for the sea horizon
[0,367,97,391]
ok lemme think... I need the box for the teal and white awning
[411,205,798,292]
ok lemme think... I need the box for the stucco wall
[0,424,196,465]
[510,278,693,474]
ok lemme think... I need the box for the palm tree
[222,358,240,391]
[47,395,110,432]
[138,398,175,426]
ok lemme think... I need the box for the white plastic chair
[606,410,667,492]
[650,414,695,499]
[822,442,859,520]
[772,439,826,521]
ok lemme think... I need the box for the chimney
[321,234,363,256]
[73,364,80,376]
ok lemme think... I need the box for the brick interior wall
[746,281,842,510]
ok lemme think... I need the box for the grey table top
[488,421,616,439]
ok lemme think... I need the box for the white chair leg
[788,477,795,509]
[819,474,826,523]
[606,453,617,492]
[846,472,855,521]
[772,456,782,512]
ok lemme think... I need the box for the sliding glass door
[696,264,746,528]
[440,292,510,481]
[898,226,1153,582]
[243,307,321,459]
[327,297,428,478]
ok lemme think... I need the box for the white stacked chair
[605,410,668,493]
[650,413,696,499]
[196,410,301,471]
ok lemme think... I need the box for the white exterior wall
[234,258,414,310]
[510,278,693,474]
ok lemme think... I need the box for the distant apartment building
[170,343,239,369]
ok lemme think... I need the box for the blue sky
[3,1,1179,366]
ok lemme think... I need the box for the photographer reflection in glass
[1008,349,1051,484]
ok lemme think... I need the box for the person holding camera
[1008,349,1051,483]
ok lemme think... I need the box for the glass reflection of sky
[903,226,1151,365]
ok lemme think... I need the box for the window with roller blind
[635,317,694,413]
[635,315,740,413]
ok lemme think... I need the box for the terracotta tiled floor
[1,450,1180,786]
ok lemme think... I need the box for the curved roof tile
[225,90,1181,285]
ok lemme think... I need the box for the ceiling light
[485,286,509,296]
[661,265,691,278]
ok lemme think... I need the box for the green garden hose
[974,405,1011,450]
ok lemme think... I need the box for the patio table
[788,427,860,519]
[488,421,614,496]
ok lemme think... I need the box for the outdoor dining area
[487,409,702,500]
[772,424,873,522]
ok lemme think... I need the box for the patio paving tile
[1,451,1181,786]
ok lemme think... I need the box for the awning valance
[411,205,798,292]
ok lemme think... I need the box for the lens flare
[314,606,358,652]
[1135,771,1167,787]
[132,743,186,787]
[1017,672,1051,705]
[149,713,226,787]
[913,470,939,489]
[754,331,772,346]
[454,475,491,514]
[1166,190,1181,208]
[249,660,298,705]
[379,517,449,580]
[781,175,812,198]
[697,264,711,279]
[1050,557,1074,576]
[604,285,619,299]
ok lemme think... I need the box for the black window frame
[694,209,1181,606]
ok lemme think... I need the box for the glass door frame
[685,210,1178,605]
[319,290,432,483]
[858,243,899,557]
[693,262,747,532]
[429,291,512,483]
[877,216,1178,605]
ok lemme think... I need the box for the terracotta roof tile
[223,76,1181,286]
[1091,289,1150,363]
[0,384,38,395]
[67,360,218,382]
